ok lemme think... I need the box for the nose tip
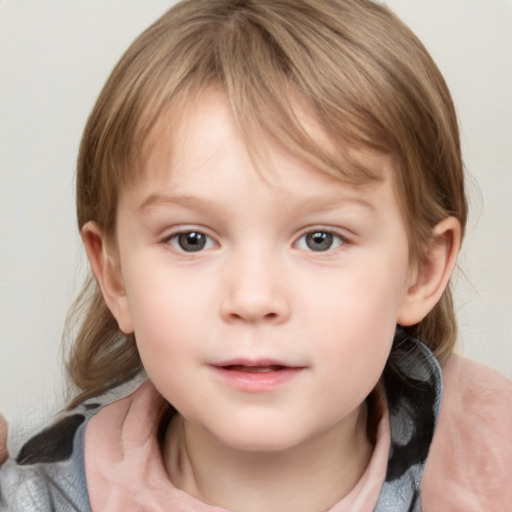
[220,286,290,324]
[219,249,290,324]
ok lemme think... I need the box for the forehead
[138,87,391,193]
[113,89,406,233]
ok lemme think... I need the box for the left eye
[167,231,216,252]
[295,230,345,252]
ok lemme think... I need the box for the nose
[219,251,290,324]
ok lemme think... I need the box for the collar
[375,330,443,511]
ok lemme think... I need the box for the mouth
[220,364,289,373]
[211,359,304,392]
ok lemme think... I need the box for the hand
[0,415,7,465]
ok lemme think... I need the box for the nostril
[220,293,290,324]
[225,310,281,323]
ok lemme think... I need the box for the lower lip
[211,366,303,393]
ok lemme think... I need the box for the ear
[81,221,134,334]
[397,217,461,326]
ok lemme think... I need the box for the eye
[166,231,216,252]
[295,230,345,252]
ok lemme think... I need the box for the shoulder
[0,411,91,511]
[0,375,147,512]
[421,355,512,511]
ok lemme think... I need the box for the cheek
[306,254,410,388]
[317,302,395,382]
[122,269,203,361]
[124,256,212,327]
[127,283,205,412]
[308,251,409,331]
[310,299,396,421]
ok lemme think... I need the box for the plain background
[1,0,511,440]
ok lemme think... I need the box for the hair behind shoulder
[65,0,467,407]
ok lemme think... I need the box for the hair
[65,0,467,406]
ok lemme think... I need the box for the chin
[211,421,311,453]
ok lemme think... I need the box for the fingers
[0,415,7,465]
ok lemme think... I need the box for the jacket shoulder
[0,414,91,512]
[0,375,147,511]
[421,355,512,511]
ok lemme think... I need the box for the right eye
[166,231,216,252]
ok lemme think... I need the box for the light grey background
[1,0,511,438]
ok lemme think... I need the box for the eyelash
[162,227,349,254]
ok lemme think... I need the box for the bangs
[119,0,401,192]
[81,0,459,235]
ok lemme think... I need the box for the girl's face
[110,88,415,452]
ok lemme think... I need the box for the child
[1,0,511,510]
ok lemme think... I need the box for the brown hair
[66,0,467,405]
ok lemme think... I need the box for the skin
[83,88,460,512]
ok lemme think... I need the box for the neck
[163,405,372,512]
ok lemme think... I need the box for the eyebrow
[139,193,218,212]
[139,192,376,215]
[295,196,376,215]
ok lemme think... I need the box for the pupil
[306,232,333,251]
[178,232,206,252]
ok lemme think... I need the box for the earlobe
[81,221,134,334]
[397,217,461,326]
